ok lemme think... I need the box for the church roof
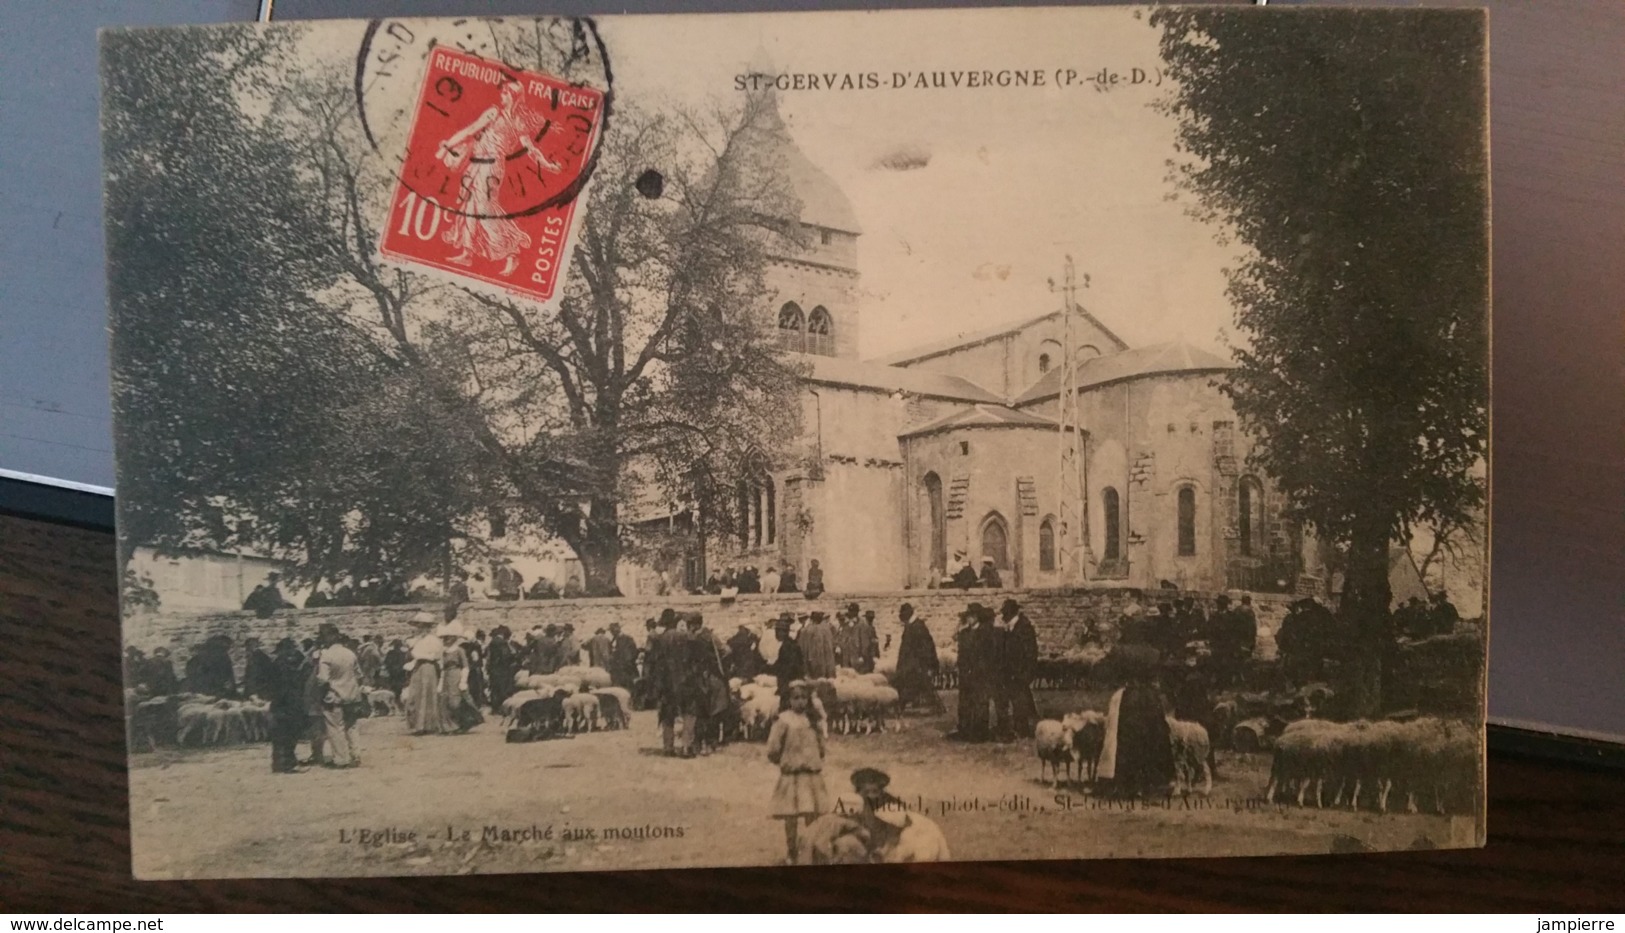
[739,95,862,235]
[795,353,1002,403]
[898,404,1058,439]
[1013,341,1234,405]
[870,307,1129,367]
[777,128,862,235]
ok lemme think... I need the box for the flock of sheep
[126,692,274,750]
[1266,717,1479,815]
[735,669,902,740]
[1034,710,1215,797]
[133,645,1480,823]
[499,666,632,736]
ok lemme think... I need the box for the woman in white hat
[402,612,445,735]
[436,622,483,734]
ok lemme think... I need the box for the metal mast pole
[1052,256,1094,585]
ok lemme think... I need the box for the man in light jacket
[315,622,363,768]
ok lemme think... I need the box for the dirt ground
[129,692,1467,879]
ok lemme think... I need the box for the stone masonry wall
[126,587,1293,672]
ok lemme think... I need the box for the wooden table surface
[2,512,1622,912]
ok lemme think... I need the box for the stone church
[622,99,1308,598]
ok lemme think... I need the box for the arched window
[737,469,776,549]
[1177,486,1197,556]
[750,478,764,547]
[1039,517,1056,571]
[980,512,1010,570]
[922,472,946,573]
[1076,344,1102,361]
[763,477,776,546]
[1036,339,1062,382]
[1238,477,1265,557]
[807,306,834,357]
[777,302,805,352]
[1102,487,1121,560]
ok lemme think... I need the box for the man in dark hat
[993,598,1039,740]
[648,610,689,755]
[690,613,733,754]
[799,609,837,678]
[243,636,275,700]
[894,604,941,713]
[484,625,517,712]
[950,604,993,741]
[769,615,808,711]
[267,637,310,773]
[726,623,764,681]
[853,609,879,674]
[186,634,237,698]
[607,622,639,691]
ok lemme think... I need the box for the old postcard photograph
[102,6,1490,878]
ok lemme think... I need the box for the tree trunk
[1339,515,1393,719]
[577,495,623,596]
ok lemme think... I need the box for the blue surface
[0,0,259,491]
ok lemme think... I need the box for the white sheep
[1166,716,1213,797]
[1034,718,1079,788]
[879,812,950,863]
[562,691,600,733]
[1064,710,1107,783]
[591,687,632,729]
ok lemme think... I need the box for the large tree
[1151,9,1489,715]
[103,26,496,598]
[287,31,806,595]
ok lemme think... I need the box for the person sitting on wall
[243,572,295,618]
[1427,591,1461,636]
[804,559,826,599]
[978,557,1002,590]
[777,563,800,594]
[951,552,979,590]
[448,570,471,605]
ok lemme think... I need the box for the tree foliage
[1151,9,1489,713]
[104,26,494,595]
[106,23,805,597]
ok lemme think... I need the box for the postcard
[103,6,1490,878]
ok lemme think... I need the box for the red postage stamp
[378,46,605,304]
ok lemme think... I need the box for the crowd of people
[632,601,886,757]
[143,568,1468,804]
[123,614,495,773]
[694,557,825,598]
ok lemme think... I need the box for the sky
[596,6,1245,360]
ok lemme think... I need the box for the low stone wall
[125,586,1292,670]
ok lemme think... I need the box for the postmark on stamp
[377,45,605,304]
